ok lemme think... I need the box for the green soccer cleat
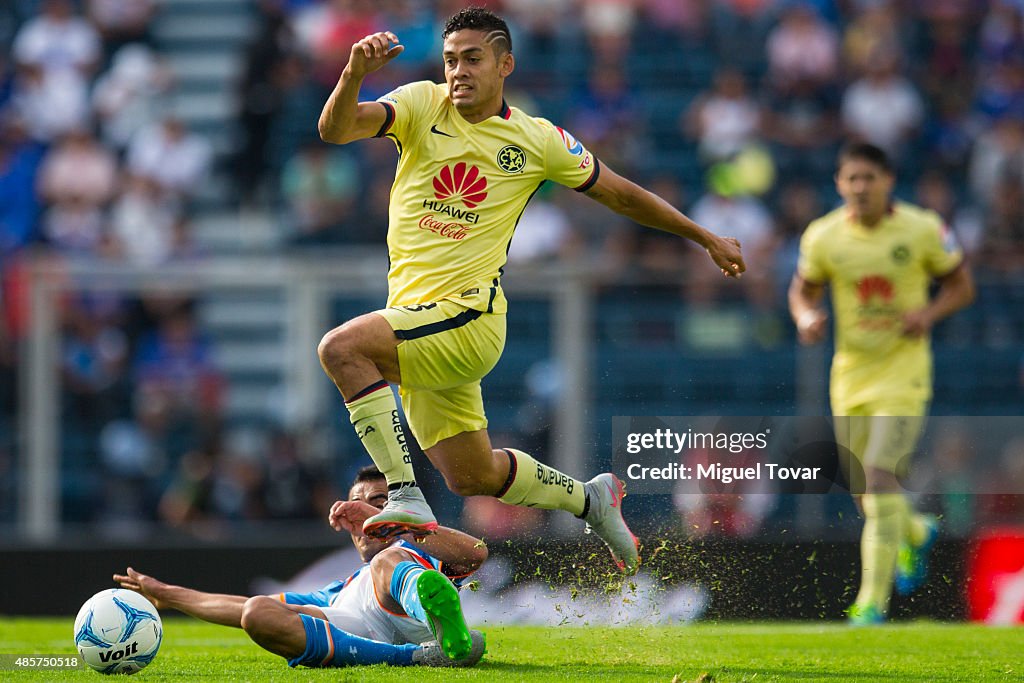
[417,570,473,661]
[846,603,885,626]
[895,515,939,596]
[413,629,486,667]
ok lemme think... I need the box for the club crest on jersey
[557,127,584,156]
[433,162,488,208]
[891,244,911,264]
[497,145,526,173]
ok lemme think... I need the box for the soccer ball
[74,589,162,675]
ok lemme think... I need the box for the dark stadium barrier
[0,538,966,620]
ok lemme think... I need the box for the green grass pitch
[0,618,1020,681]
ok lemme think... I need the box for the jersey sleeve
[797,222,830,284]
[374,81,439,144]
[277,579,347,607]
[920,213,963,277]
[540,120,601,191]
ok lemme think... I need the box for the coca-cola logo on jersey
[418,215,470,240]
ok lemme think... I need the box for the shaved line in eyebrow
[483,29,511,55]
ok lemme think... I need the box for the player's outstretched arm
[583,164,745,278]
[113,567,248,628]
[318,31,403,144]
[788,274,828,344]
[902,263,975,337]
[397,527,488,576]
[330,500,487,575]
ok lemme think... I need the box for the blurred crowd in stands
[1,0,1023,538]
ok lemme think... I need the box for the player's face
[442,30,513,122]
[835,158,895,225]
[348,480,391,562]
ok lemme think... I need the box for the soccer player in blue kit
[114,466,487,667]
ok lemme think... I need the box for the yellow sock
[494,448,586,516]
[855,493,906,611]
[346,381,415,487]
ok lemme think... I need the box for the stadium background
[0,0,1022,622]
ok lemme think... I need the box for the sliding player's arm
[330,500,487,575]
[583,164,745,278]
[114,567,249,627]
[319,31,404,144]
[902,263,975,337]
[398,527,488,577]
[788,274,828,345]
[113,568,326,628]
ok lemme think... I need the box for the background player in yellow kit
[789,142,975,623]
[315,7,745,575]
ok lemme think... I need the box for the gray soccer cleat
[583,473,641,575]
[413,629,487,667]
[362,485,439,539]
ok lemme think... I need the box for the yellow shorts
[376,300,505,450]
[832,399,927,490]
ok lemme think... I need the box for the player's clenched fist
[345,32,404,79]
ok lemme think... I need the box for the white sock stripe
[399,567,424,602]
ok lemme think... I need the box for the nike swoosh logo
[430,125,456,137]
[606,483,619,508]
[377,509,423,517]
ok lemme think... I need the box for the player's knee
[317,325,354,368]
[240,596,276,635]
[369,547,404,575]
[369,547,406,595]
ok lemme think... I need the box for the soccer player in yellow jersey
[789,142,975,623]
[315,7,745,576]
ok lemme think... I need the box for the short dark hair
[837,142,893,174]
[351,464,385,488]
[442,6,512,55]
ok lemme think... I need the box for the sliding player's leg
[368,547,472,660]
[239,596,420,667]
[368,546,485,666]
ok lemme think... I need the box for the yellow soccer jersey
[797,201,963,411]
[374,81,599,313]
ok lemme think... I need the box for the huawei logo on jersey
[856,275,894,304]
[433,163,488,208]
